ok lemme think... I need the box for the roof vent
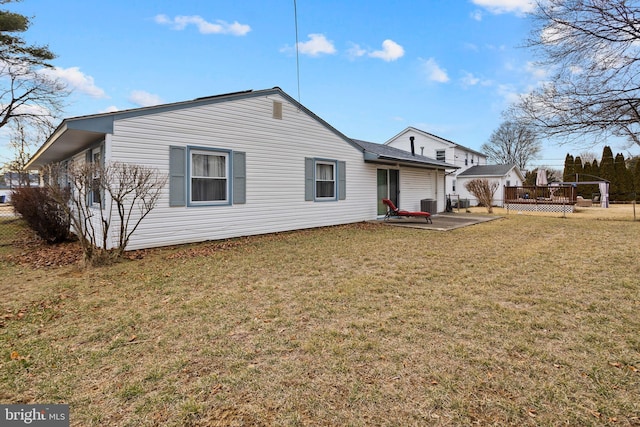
[273,101,283,120]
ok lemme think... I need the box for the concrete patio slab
[375,212,501,231]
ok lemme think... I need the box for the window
[436,150,446,162]
[305,158,345,202]
[452,179,456,192]
[190,149,229,204]
[315,161,336,199]
[169,147,245,207]
[90,147,102,206]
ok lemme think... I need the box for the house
[0,172,40,203]
[26,87,455,251]
[384,126,487,198]
[455,164,524,207]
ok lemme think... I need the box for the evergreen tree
[582,160,593,198]
[574,156,584,180]
[590,159,601,199]
[0,3,55,66]
[600,146,616,200]
[563,154,575,183]
[614,153,633,201]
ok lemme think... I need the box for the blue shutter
[233,151,246,204]
[305,158,314,201]
[338,161,346,200]
[169,146,186,207]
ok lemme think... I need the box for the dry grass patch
[1,216,639,426]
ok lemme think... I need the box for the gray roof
[457,164,518,177]
[385,126,486,158]
[27,87,363,167]
[27,86,458,171]
[351,139,457,170]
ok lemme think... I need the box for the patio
[376,212,501,231]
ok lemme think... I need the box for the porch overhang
[363,152,453,170]
[26,115,114,168]
[355,139,457,171]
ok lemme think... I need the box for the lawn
[1,208,639,426]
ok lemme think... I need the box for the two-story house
[385,127,487,198]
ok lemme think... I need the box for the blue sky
[2,0,638,169]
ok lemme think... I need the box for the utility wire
[293,0,301,103]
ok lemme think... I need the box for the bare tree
[514,0,640,148]
[45,161,167,266]
[0,60,67,133]
[0,1,68,164]
[465,178,499,213]
[481,120,541,170]
[3,121,50,186]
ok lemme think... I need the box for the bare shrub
[10,186,71,244]
[44,161,166,266]
[465,178,499,213]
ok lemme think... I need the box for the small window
[91,148,102,206]
[315,161,336,199]
[452,179,456,192]
[465,158,468,166]
[471,157,474,164]
[190,149,229,204]
[506,180,511,187]
[436,150,446,162]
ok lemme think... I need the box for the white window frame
[436,150,446,162]
[90,147,102,207]
[189,148,230,206]
[315,160,336,201]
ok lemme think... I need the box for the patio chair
[382,198,432,223]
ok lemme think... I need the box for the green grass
[1,212,639,426]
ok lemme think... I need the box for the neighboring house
[26,87,455,251]
[0,172,39,203]
[384,126,487,197]
[455,164,524,207]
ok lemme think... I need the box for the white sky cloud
[155,14,250,36]
[347,43,367,59]
[460,71,494,88]
[38,66,106,98]
[421,58,449,83]
[101,106,120,113]
[128,90,164,107]
[461,72,481,87]
[296,34,336,56]
[368,39,405,62]
[471,0,535,15]
[525,61,550,80]
[471,10,483,21]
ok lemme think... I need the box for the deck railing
[504,185,577,204]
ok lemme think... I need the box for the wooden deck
[504,185,577,213]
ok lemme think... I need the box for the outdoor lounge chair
[382,198,432,223]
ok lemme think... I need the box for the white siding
[398,167,437,212]
[107,94,376,250]
[386,128,488,200]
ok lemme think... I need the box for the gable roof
[26,87,363,168]
[457,164,524,180]
[352,139,457,170]
[385,126,486,158]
